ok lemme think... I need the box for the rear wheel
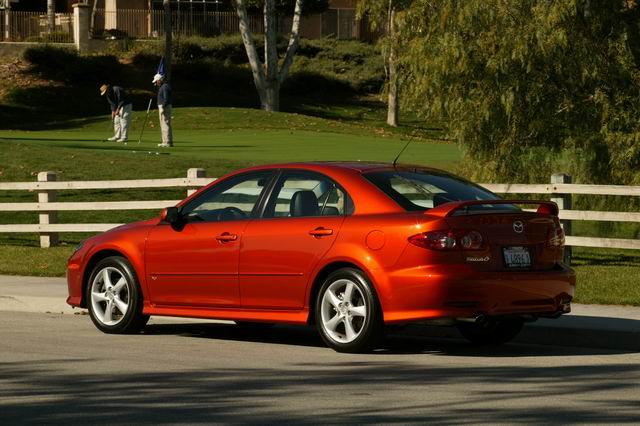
[86,256,149,334]
[457,318,524,345]
[315,268,382,353]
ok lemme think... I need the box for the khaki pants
[158,104,173,146]
[114,103,132,141]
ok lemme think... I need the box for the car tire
[457,318,524,345]
[315,268,383,353]
[86,256,149,334]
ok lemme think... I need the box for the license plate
[503,246,532,268]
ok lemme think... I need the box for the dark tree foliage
[401,0,640,185]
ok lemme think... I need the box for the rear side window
[363,170,516,213]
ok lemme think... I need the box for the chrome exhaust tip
[456,313,486,324]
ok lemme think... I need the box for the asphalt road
[1,311,639,425]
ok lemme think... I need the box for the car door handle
[216,232,238,242]
[309,227,333,237]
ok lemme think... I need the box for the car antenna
[392,140,413,167]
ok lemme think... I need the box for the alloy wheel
[320,278,368,344]
[90,266,130,326]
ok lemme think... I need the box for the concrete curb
[1,275,639,351]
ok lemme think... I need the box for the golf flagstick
[137,98,153,144]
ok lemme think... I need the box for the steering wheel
[221,206,247,220]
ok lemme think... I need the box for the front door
[145,170,275,307]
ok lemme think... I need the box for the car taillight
[409,230,484,251]
[547,224,565,247]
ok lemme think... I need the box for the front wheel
[315,268,382,353]
[457,318,524,345]
[86,256,149,334]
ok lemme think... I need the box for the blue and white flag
[157,56,166,77]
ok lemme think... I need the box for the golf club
[137,98,154,144]
[102,117,114,142]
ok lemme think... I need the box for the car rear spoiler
[427,199,559,218]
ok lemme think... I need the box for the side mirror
[160,206,181,225]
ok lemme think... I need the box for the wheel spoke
[113,277,126,293]
[349,305,366,317]
[113,298,128,315]
[102,269,112,289]
[344,317,357,341]
[103,301,114,323]
[92,291,108,303]
[343,282,354,304]
[325,291,341,309]
[324,313,343,332]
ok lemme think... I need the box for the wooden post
[187,168,205,197]
[38,171,59,248]
[551,173,572,265]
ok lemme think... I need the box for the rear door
[239,171,351,309]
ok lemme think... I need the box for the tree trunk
[386,6,399,127]
[89,0,99,38]
[279,0,304,84]
[235,0,303,112]
[235,0,267,108]
[263,0,279,111]
[387,44,399,127]
[47,0,55,34]
[163,0,172,82]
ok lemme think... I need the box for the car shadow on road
[140,321,636,358]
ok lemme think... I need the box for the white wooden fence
[0,169,638,253]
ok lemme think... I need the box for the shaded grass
[572,247,640,306]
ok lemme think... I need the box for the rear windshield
[363,170,518,213]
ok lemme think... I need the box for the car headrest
[290,190,318,217]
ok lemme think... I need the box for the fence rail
[93,9,282,39]
[0,170,639,252]
[0,10,73,42]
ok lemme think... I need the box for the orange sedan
[67,163,575,352]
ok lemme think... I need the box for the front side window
[181,171,274,222]
[363,169,516,213]
[264,172,353,218]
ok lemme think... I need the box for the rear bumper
[375,263,576,323]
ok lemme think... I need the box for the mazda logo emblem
[513,221,524,233]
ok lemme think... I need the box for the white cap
[152,73,164,84]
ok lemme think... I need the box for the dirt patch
[0,56,64,102]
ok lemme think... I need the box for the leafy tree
[400,0,640,184]
[234,0,328,111]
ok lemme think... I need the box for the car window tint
[181,172,272,222]
[363,170,518,212]
[265,173,351,218]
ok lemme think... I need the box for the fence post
[73,3,89,53]
[551,173,572,265]
[38,171,59,248]
[4,6,10,41]
[187,168,206,197]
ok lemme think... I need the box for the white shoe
[107,136,118,141]
[116,139,128,143]
[157,143,172,147]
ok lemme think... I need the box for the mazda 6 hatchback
[67,162,575,352]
